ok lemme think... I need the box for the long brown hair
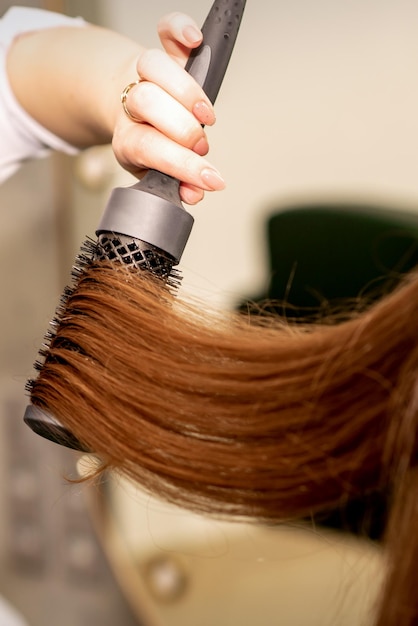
[29,261,418,625]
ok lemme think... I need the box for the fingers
[157,12,203,63]
[112,12,224,205]
[112,112,225,201]
[122,78,210,151]
[135,48,215,126]
[179,183,205,205]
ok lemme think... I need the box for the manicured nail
[201,167,226,190]
[193,100,216,125]
[193,136,209,156]
[180,186,202,205]
[183,25,202,45]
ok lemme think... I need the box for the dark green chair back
[242,203,418,320]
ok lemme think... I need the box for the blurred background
[2,0,418,623]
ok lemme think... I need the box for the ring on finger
[121,81,141,121]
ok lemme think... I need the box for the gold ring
[121,81,140,121]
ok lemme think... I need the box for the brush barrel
[94,232,177,280]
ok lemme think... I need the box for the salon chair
[241,202,418,319]
[239,201,418,539]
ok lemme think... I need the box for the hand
[112,13,225,205]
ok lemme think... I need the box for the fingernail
[180,186,202,205]
[183,25,202,45]
[193,100,216,125]
[193,136,209,156]
[201,167,226,190]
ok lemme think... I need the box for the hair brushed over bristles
[32,264,418,518]
[30,262,418,513]
[29,261,418,624]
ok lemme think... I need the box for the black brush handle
[185,0,246,103]
[96,0,246,265]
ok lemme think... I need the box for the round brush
[23,0,246,450]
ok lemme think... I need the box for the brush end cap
[23,405,88,452]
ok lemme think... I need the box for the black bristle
[80,238,100,256]
[27,232,182,394]
[166,268,183,291]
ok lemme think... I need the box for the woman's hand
[112,13,225,205]
[6,11,223,205]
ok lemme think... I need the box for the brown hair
[29,261,418,625]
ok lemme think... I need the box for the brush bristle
[26,233,182,393]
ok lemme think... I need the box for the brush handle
[185,0,246,103]
[96,0,246,265]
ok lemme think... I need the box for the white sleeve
[0,7,87,183]
[0,596,29,626]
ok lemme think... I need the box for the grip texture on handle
[185,0,246,104]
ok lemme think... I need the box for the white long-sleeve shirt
[0,6,85,183]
